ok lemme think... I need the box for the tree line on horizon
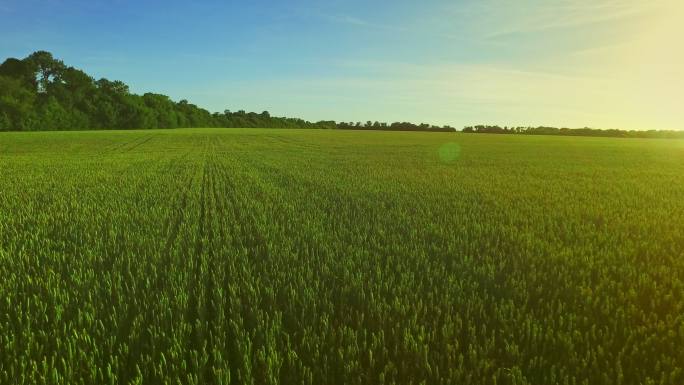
[462,125,684,139]
[0,51,454,132]
[3,51,681,137]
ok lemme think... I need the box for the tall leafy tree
[25,51,66,94]
[0,75,37,130]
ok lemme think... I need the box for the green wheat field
[1,128,683,385]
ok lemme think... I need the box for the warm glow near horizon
[428,0,684,130]
[625,0,684,130]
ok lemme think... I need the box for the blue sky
[1,0,682,129]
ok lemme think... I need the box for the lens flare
[438,142,461,163]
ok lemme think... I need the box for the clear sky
[1,0,682,130]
